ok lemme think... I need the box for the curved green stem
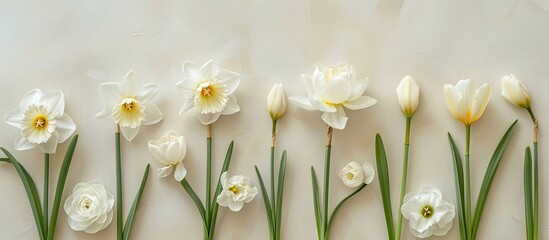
[464,124,471,239]
[271,119,277,239]
[43,153,49,238]
[206,135,212,231]
[115,131,123,240]
[323,127,333,240]
[396,117,412,240]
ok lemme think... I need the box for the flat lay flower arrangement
[0,58,542,240]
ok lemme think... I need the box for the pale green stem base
[396,117,411,240]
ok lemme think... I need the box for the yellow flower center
[84,201,90,209]
[121,98,136,112]
[346,172,354,180]
[422,205,433,218]
[33,115,48,129]
[194,81,228,114]
[229,185,239,194]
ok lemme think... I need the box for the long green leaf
[471,120,517,239]
[123,164,150,240]
[208,140,234,239]
[254,165,275,239]
[275,151,287,240]
[375,134,395,240]
[1,148,45,240]
[311,167,322,239]
[48,135,79,240]
[180,179,207,229]
[325,183,366,239]
[524,147,533,240]
[0,157,10,163]
[448,133,467,240]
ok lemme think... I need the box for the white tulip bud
[501,74,531,109]
[396,76,420,117]
[267,83,287,121]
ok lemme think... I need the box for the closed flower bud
[396,76,420,117]
[501,74,531,109]
[267,83,286,121]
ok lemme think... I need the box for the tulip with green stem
[255,83,288,240]
[501,74,539,240]
[444,79,517,240]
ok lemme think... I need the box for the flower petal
[95,103,115,120]
[176,78,197,96]
[288,97,316,111]
[137,83,160,102]
[309,97,337,113]
[179,98,197,116]
[348,78,368,101]
[196,112,221,125]
[182,61,201,80]
[471,83,491,123]
[40,90,65,118]
[221,94,240,115]
[217,69,240,94]
[15,134,37,151]
[38,131,59,154]
[321,105,348,130]
[120,125,140,142]
[56,113,76,143]
[156,165,173,178]
[199,59,220,80]
[4,108,23,128]
[174,163,187,181]
[342,96,377,110]
[120,70,140,97]
[443,84,465,124]
[363,161,375,184]
[142,102,163,125]
[19,89,42,109]
[98,82,121,104]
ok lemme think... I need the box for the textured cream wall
[1,0,549,239]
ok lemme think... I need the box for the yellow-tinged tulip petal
[501,74,531,109]
[443,79,491,125]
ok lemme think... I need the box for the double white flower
[401,187,455,238]
[339,161,375,188]
[96,70,163,141]
[216,172,258,212]
[64,180,114,234]
[443,79,491,125]
[176,60,240,125]
[148,131,187,181]
[4,89,76,154]
[290,63,377,129]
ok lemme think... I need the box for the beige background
[1,0,549,239]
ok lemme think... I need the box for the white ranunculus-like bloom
[501,74,531,109]
[96,70,163,141]
[216,172,258,212]
[396,75,420,117]
[339,161,376,188]
[64,180,114,234]
[267,83,286,121]
[4,89,76,154]
[443,79,491,125]
[289,63,377,130]
[401,187,455,238]
[176,60,240,125]
[148,130,187,181]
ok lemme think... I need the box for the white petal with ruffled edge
[321,106,348,130]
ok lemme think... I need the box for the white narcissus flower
[267,83,286,121]
[176,60,240,125]
[4,89,76,154]
[396,75,420,117]
[64,180,114,234]
[443,79,491,125]
[96,70,163,141]
[148,130,187,181]
[289,63,377,130]
[501,74,531,109]
[216,172,258,212]
[339,161,376,188]
[401,187,455,238]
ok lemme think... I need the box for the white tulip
[401,187,455,238]
[396,76,420,117]
[4,89,76,154]
[339,161,376,188]
[267,83,286,121]
[501,74,531,109]
[96,70,163,141]
[289,63,377,130]
[64,180,114,234]
[176,60,240,125]
[148,131,187,181]
[443,79,491,125]
[216,172,258,211]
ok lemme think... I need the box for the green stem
[43,153,49,238]
[206,124,212,233]
[115,131,123,240]
[271,119,277,239]
[465,124,471,239]
[323,126,333,240]
[529,107,538,240]
[396,117,412,240]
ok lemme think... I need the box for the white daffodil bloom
[4,89,76,154]
[289,63,377,129]
[176,60,240,125]
[443,79,491,125]
[501,74,531,109]
[339,161,376,188]
[64,180,114,234]
[267,83,286,121]
[96,70,163,141]
[396,76,420,117]
[148,131,187,181]
[401,187,455,238]
[216,172,258,212]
